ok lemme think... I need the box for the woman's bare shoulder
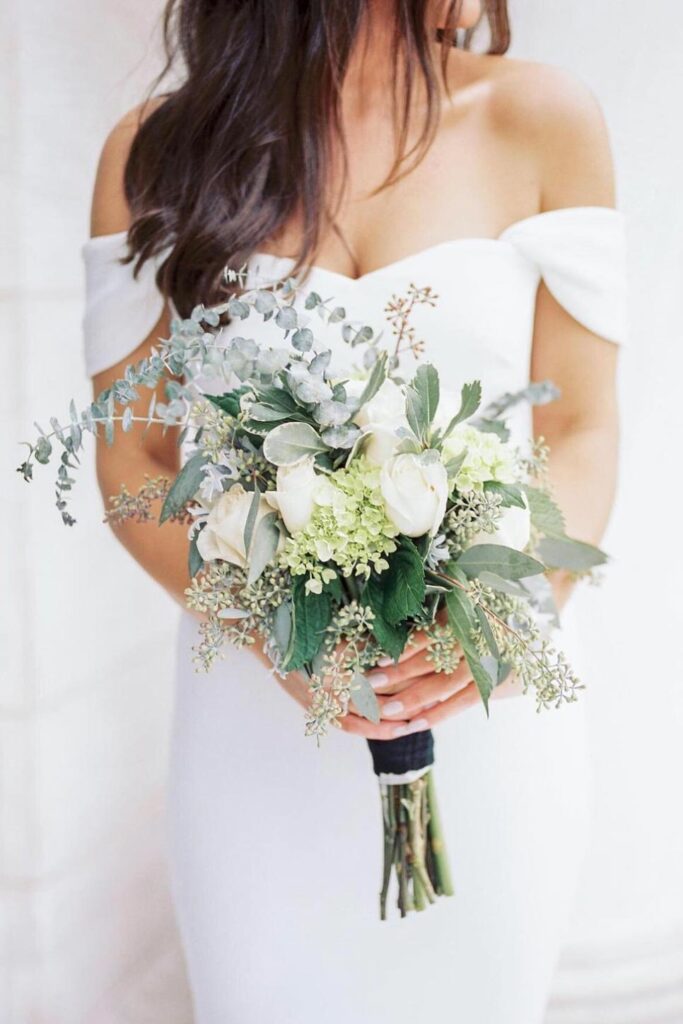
[459,53,616,208]
[90,96,168,238]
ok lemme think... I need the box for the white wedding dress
[83,206,627,1024]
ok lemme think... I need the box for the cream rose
[197,484,275,567]
[379,452,449,538]
[265,456,318,534]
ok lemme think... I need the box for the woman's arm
[91,107,193,607]
[375,68,621,730]
[90,109,405,738]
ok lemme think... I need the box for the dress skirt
[167,610,591,1024]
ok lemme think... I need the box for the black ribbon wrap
[367,730,435,777]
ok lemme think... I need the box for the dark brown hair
[124,0,510,315]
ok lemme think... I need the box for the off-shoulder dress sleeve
[82,231,167,377]
[501,206,628,344]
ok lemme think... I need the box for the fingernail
[368,672,389,689]
[377,655,395,667]
[405,718,429,735]
[383,700,404,717]
[393,725,408,737]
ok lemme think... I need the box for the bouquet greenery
[19,271,605,919]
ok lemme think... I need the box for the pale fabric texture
[83,206,626,1023]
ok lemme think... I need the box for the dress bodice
[82,206,627,411]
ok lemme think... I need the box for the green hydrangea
[280,456,398,593]
[444,425,518,492]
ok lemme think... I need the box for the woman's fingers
[366,648,441,694]
[339,711,410,740]
[378,660,473,719]
[395,673,524,734]
[395,682,483,734]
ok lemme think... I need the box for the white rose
[469,500,531,551]
[380,452,449,538]
[345,378,409,466]
[265,456,318,534]
[353,378,406,428]
[197,484,274,567]
[362,424,405,467]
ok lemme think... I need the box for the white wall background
[1,1,681,1022]
[0,1,192,1020]
[510,3,683,1020]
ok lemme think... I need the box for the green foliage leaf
[350,672,381,724]
[445,587,494,713]
[34,436,53,465]
[276,305,298,331]
[475,604,500,659]
[207,388,249,418]
[474,419,510,441]
[292,328,314,352]
[188,535,204,578]
[364,576,410,661]
[524,486,566,539]
[272,601,292,662]
[247,512,281,584]
[159,453,208,524]
[441,381,482,440]
[537,537,607,572]
[357,350,387,408]
[484,480,527,509]
[481,380,560,421]
[382,538,426,625]
[413,364,440,426]
[243,485,262,558]
[284,581,332,671]
[456,544,545,581]
[405,386,427,443]
[263,422,327,466]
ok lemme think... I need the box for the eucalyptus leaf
[292,328,314,352]
[276,305,298,331]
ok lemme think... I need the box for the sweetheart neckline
[250,236,515,286]
[85,205,622,285]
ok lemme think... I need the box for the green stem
[426,769,454,897]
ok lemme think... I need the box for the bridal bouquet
[19,272,605,918]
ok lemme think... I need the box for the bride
[84,1,625,1020]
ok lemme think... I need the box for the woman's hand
[274,667,412,740]
[369,631,523,737]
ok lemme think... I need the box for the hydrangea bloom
[445,425,518,491]
[280,456,398,593]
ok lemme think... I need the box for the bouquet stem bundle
[369,731,453,918]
